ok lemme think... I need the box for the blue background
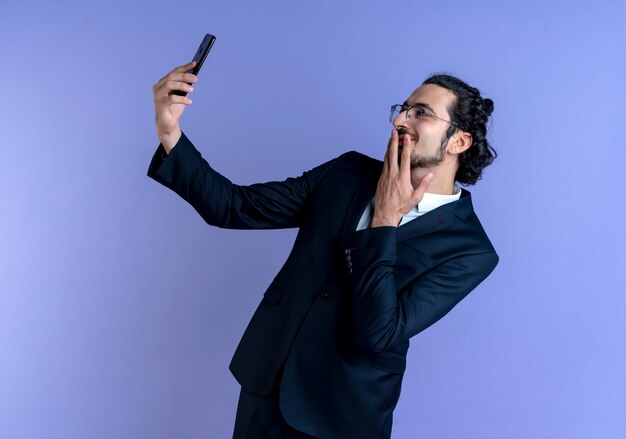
[2,0,625,437]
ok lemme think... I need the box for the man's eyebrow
[402,101,439,117]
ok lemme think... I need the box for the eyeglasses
[389,104,463,130]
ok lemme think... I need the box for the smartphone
[173,33,216,96]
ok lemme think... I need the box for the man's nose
[393,111,407,129]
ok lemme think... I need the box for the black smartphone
[173,33,216,96]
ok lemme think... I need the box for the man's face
[392,83,458,169]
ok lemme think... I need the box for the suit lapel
[396,208,456,241]
[340,163,380,237]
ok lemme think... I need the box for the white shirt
[356,186,462,231]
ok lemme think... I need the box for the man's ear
[448,131,473,155]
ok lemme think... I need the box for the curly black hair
[422,74,497,185]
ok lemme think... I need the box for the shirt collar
[417,185,462,214]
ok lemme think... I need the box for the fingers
[386,129,399,171]
[400,133,412,175]
[159,93,192,106]
[153,72,197,91]
[153,77,196,102]
[152,62,199,96]
[173,60,197,73]
[166,79,194,95]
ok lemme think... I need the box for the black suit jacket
[148,132,498,439]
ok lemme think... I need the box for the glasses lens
[390,105,402,122]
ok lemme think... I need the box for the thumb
[412,173,434,203]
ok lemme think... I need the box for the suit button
[321,291,334,299]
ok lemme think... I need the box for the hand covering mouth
[396,128,417,146]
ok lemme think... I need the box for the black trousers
[233,386,318,439]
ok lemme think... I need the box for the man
[148,60,498,439]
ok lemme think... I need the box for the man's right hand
[152,60,198,153]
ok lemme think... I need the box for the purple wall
[2,1,625,438]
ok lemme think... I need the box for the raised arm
[148,61,339,229]
[148,132,340,229]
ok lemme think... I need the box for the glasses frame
[389,104,463,130]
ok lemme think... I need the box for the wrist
[158,127,182,154]
[370,215,400,228]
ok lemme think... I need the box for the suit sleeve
[340,227,498,353]
[147,131,340,229]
